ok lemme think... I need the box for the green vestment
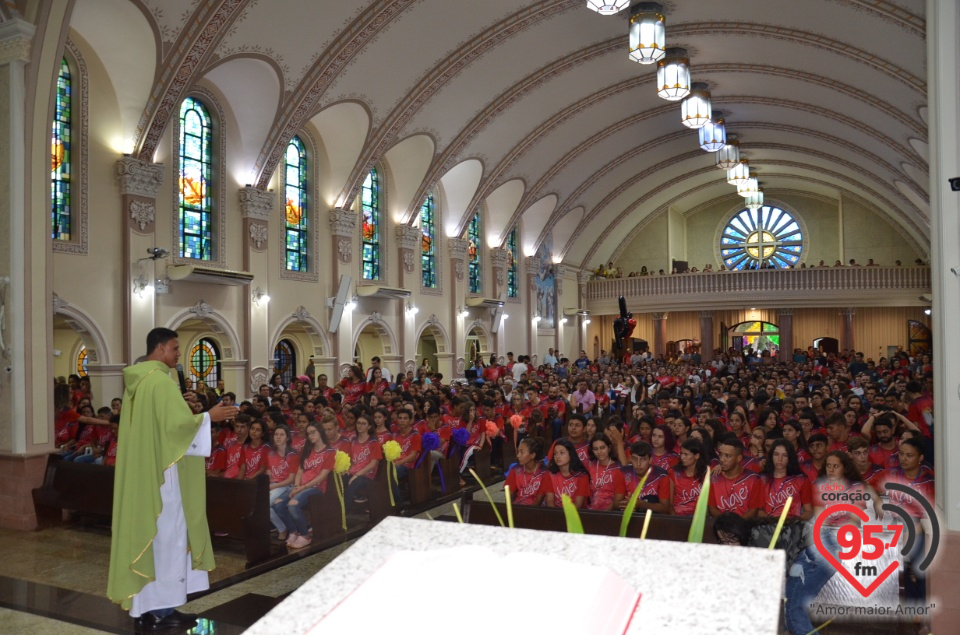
[106,360,214,609]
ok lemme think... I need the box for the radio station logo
[813,484,939,598]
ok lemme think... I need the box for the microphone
[176,363,187,393]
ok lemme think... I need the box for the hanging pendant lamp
[727,159,750,185]
[745,188,764,211]
[681,83,712,129]
[738,174,759,197]
[587,0,630,15]
[657,47,690,101]
[628,3,666,64]
[699,116,726,152]
[716,140,740,170]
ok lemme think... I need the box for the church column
[490,247,510,355]
[839,308,855,352]
[448,238,469,377]
[525,255,540,357]
[554,264,568,355]
[577,271,591,355]
[777,309,794,358]
[240,187,274,394]
[699,311,714,362]
[329,208,358,368]
[0,18,49,529]
[116,156,165,364]
[652,313,668,357]
[927,1,960,629]
[395,225,420,371]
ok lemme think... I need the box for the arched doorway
[353,318,397,373]
[274,339,297,386]
[416,318,448,375]
[188,337,221,391]
[813,337,839,355]
[465,321,490,366]
[907,320,931,356]
[729,321,780,356]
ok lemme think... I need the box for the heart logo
[813,504,899,597]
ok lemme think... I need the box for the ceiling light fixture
[727,159,750,185]
[656,47,690,101]
[699,116,726,152]
[745,188,764,211]
[586,0,630,15]
[681,82,712,129]
[628,3,666,65]
[716,140,740,170]
[737,174,759,197]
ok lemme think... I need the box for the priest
[107,328,239,630]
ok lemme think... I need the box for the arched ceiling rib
[77,0,928,266]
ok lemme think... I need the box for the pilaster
[241,186,275,379]
[652,313,668,357]
[329,208,358,361]
[699,311,714,362]
[448,238,470,377]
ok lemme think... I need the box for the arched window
[719,206,803,270]
[274,339,297,387]
[467,211,482,294]
[52,58,71,241]
[729,321,780,355]
[361,168,380,280]
[76,346,88,377]
[178,97,214,260]
[507,227,519,298]
[190,337,221,388]
[284,137,308,272]
[420,192,436,288]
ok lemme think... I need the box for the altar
[245,517,786,634]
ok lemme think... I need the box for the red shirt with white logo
[651,450,680,471]
[224,443,243,479]
[267,448,297,484]
[546,470,590,506]
[241,443,270,479]
[880,466,935,520]
[670,468,704,516]
[586,460,626,510]
[622,465,671,502]
[761,473,813,518]
[349,438,383,480]
[869,443,899,469]
[505,464,549,506]
[301,447,336,493]
[709,469,764,516]
[205,444,227,474]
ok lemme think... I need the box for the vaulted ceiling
[61,0,928,268]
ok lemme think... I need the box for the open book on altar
[307,545,641,634]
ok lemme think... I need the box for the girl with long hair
[669,439,707,516]
[544,439,590,509]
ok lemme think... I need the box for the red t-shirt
[586,461,627,510]
[906,395,933,439]
[393,430,422,467]
[376,429,394,446]
[74,424,98,450]
[327,435,352,455]
[545,397,568,417]
[869,443,900,469]
[546,471,590,506]
[241,443,271,479]
[349,438,383,479]
[800,460,822,483]
[267,448,297,484]
[290,432,306,453]
[879,466,935,519]
[301,447,336,493]
[741,456,764,474]
[670,468,704,516]
[55,410,79,445]
[709,470,764,516]
[505,464,549,505]
[218,428,238,448]
[651,450,680,471]
[95,426,114,448]
[860,464,885,489]
[761,473,813,518]
[622,465,671,502]
[813,479,869,526]
[104,439,119,466]
[224,443,243,479]
[206,444,227,473]
[341,380,369,406]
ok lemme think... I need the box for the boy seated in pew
[391,409,421,503]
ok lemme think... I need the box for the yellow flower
[382,440,401,462]
[334,450,351,474]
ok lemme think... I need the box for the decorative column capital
[489,247,509,270]
[116,156,164,198]
[555,264,568,278]
[526,256,541,278]
[700,310,714,319]
[0,19,35,65]
[239,186,275,220]
[395,225,421,251]
[652,312,668,321]
[329,207,358,237]
[778,308,794,317]
[577,270,592,285]
[840,308,856,317]
[448,238,469,261]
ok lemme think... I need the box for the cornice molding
[239,186,275,221]
[116,157,165,198]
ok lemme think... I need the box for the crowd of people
[54,343,934,632]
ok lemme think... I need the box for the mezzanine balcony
[584,266,931,314]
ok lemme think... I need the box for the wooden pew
[367,460,397,524]
[304,472,346,541]
[406,455,434,505]
[436,446,462,495]
[501,424,518,471]
[472,440,492,481]
[32,454,275,566]
[463,497,719,544]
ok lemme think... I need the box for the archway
[465,320,491,366]
[813,336,839,355]
[907,320,931,356]
[729,321,780,356]
[415,317,449,375]
[274,339,297,387]
[53,298,111,370]
[353,318,398,370]
[167,303,242,361]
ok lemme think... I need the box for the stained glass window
[420,193,436,288]
[284,137,308,272]
[179,97,213,260]
[507,227,518,298]
[52,58,71,241]
[274,339,296,387]
[720,206,802,270]
[468,211,482,294]
[76,346,88,377]
[190,337,220,387]
[361,168,380,280]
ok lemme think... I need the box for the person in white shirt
[512,355,529,382]
[364,356,393,383]
[543,348,558,368]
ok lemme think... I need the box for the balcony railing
[584,267,931,313]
